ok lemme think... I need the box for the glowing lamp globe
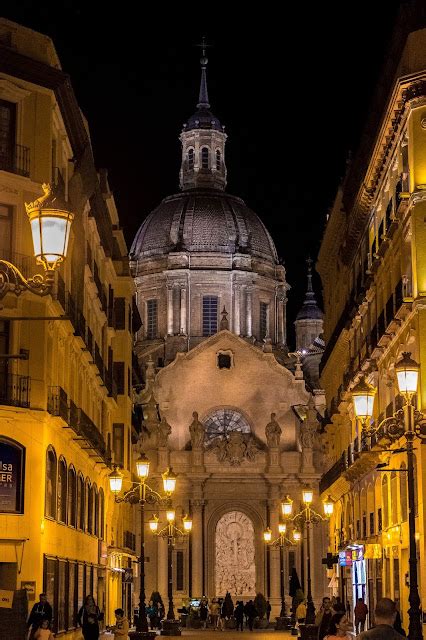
[352,377,376,421]
[162,468,177,495]
[323,496,334,517]
[278,522,287,535]
[281,495,293,517]
[183,515,193,532]
[25,183,74,271]
[302,488,314,505]
[135,453,150,481]
[263,528,272,543]
[149,515,159,532]
[395,352,419,397]
[108,468,123,495]
[166,509,176,523]
[293,530,302,542]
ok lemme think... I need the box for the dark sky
[3,2,403,342]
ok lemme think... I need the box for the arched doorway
[215,511,256,597]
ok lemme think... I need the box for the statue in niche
[265,413,282,448]
[301,398,318,449]
[157,416,171,447]
[189,411,205,449]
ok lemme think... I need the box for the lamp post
[149,509,192,623]
[109,456,177,639]
[263,519,299,618]
[351,354,426,640]
[0,183,73,297]
[283,490,334,625]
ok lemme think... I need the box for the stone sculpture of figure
[227,432,245,465]
[265,413,282,448]
[301,397,318,449]
[189,411,205,449]
[245,436,258,461]
[157,416,171,447]
[143,394,159,425]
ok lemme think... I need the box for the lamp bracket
[0,260,54,298]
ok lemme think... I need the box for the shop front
[339,544,366,618]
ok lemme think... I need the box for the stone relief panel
[215,511,256,597]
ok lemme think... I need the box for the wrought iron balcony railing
[0,144,30,177]
[0,373,30,408]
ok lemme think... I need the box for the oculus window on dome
[204,408,251,444]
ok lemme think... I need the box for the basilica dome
[130,189,278,264]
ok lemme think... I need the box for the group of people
[188,596,268,631]
[313,596,406,640]
[146,599,166,630]
[26,593,128,640]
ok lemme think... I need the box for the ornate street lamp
[350,352,426,640]
[352,377,376,424]
[109,456,175,639]
[284,489,332,624]
[281,495,293,517]
[150,509,192,625]
[263,520,299,618]
[0,184,74,297]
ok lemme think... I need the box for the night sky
[2,2,404,343]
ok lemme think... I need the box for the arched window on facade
[382,475,389,529]
[367,483,375,536]
[216,149,221,170]
[201,147,209,169]
[94,484,99,537]
[188,148,194,169]
[77,473,85,530]
[400,462,408,522]
[203,408,251,445]
[99,488,105,539]
[67,465,77,527]
[86,479,93,534]
[390,471,398,525]
[57,456,68,523]
[360,488,367,538]
[345,499,353,542]
[45,446,57,519]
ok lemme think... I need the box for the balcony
[0,374,30,408]
[68,399,109,464]
[0,250,33,280]
[47,386,69,422]
[0,144,30,177]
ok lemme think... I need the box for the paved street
[178,631,292,638]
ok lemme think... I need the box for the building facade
[131,51,328,617]
[318,12,426,631]
[0,20,137,637]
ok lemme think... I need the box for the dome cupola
[179,38,227,191]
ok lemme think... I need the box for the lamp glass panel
[183,519,193,532]
[303,489,313,504]
[353,393,375,419]
[149,519,159,532]
[278,523,287,534]
[41,216,68,262]
[293,530,301,541]
[109,473,122,495]
[166,509,175,522]
[30,218,42,257]
[263,529,272,542]
[136,458,150,480]
[281,499,293,516]
[396,369,418,395]
[323,499,334,516]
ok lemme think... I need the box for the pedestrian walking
[316,597,334,640]
[33,618,54,640]
[357,599,406,640]
[77,595,102,640]
[210,598,220,630]
[323,612,352,640]
[112,608,129,639]
[27,593,53,640]
[244,600,257,632]
[218,598,225,631]
[354,598,368,634]
[200,600,209,629]
[235,601,244,632]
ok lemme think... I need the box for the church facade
[130,49,327,616]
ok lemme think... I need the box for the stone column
[180,286,187,335]
[246,287,252,337]
[233,285,241,335]
[278,297,284,344]
[269,499,281,613]
[190,498,204,598]
[167,285,174,335]
[157,521,168,599]
[282,297,287,346]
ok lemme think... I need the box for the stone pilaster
[190,498,205,598]
[167,285,174,335]
[180,286,187,335]
[246,287,252,337]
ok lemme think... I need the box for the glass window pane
[202,296,218,336]
[68,562,76,629]
[58,561,66,632]
[147,299,158,339]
